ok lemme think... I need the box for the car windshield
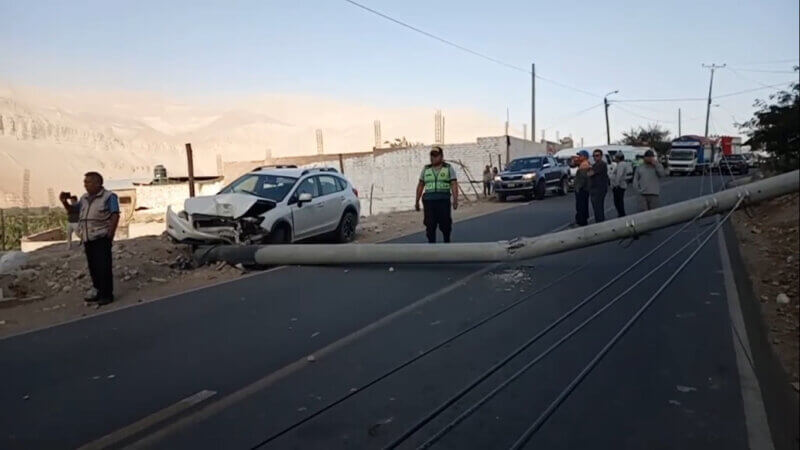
[507,157,543,171]
[219,174,298,201]
[670,150,695,160]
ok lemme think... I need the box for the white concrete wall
[134,181,225,213]
[338,137,546,215]
[220,136,547,217]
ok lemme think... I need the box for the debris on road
[306,355,316,362]
[676,385,697,393]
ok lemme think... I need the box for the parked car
[716,154,750,175]
[167,166,361,244]
[493,155,569,201]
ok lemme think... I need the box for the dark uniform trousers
[422,199,452,243]
[575,189,590,226]
[85,236,114,299]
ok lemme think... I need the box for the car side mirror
[297,192,312,207]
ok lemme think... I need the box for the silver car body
[166,167,361,244]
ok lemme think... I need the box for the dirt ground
[0,197,517,337]
[732,192,799,391]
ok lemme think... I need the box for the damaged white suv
[166,166,360,245]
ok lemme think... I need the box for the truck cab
[668,135,715,175]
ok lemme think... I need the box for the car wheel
[335,211,358,243]
[534,180,546,200]
[558,177,568,196]
[269,224,291,244]
[497,192,506,202]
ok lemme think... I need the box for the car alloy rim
[344,216,355,239]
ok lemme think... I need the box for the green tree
[738,80,799,173]
[619,124,671,154]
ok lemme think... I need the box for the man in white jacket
[610,153,633,217]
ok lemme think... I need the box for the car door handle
[316,203,325,208]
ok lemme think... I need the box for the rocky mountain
[0,84,506,208]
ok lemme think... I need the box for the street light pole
[604,90,619,145]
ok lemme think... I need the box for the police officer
[415,146,459,243]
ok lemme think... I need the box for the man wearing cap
[573,150,591,226]
[633,150,666,211]
[415,146,459,243]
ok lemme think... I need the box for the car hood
[183,193,274,218]
[499,169,539,177]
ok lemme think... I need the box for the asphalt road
[0,174,758,449]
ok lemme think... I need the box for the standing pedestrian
[415,146,459,243]
[633,150,666,211]
[573,150,591,226]
[74,172,120,305]
[588,149,609,223]
[60,195,80,249]
[610,153,632,217]
[482,165,492,197]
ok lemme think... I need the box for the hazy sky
[1,0,798,145]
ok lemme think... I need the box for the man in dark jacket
[589,149,609,223]
[574,150,591,226]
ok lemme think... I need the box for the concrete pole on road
[244,171,799,266]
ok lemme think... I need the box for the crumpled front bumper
[165,206,236,244]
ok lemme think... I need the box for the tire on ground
[335,210,358,243]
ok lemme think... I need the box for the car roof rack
[252,164,299,171]
[300,167,339,175]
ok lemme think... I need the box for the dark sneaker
[96,296,114,306]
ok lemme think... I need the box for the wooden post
[497,154,502,170]
[0,209,5,251]
[185,143,196,197]
[369,184,374,216]
[338,153,344,174]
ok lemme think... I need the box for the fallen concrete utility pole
[197,170,798,266]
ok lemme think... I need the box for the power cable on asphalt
[384,206,712,449]
[251,260,589,448]
[507,197,745,450]
[416,207,717,449]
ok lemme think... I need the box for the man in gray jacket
[610,153,633,217]
[633,150,666,211]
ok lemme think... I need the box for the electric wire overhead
[342,0,601,98]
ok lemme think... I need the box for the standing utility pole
[678,108,682,136]
[185,143,196,198]
[373,120,382,149]
[603,90,619,145]
[702,63,725,138]
[315,129,324,155]
[531,63,535,143]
